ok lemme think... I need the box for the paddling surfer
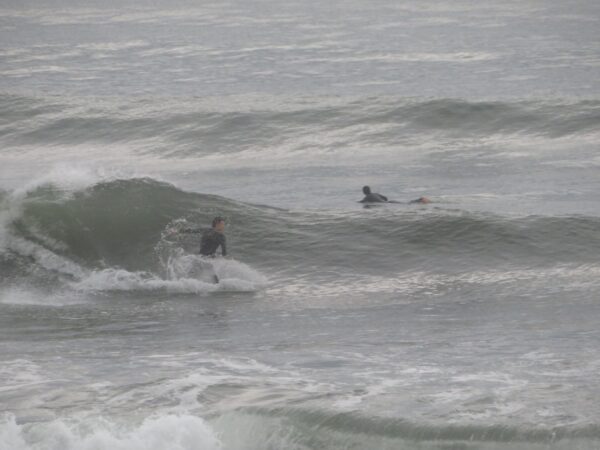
[359,185,388,203]
[359,186,430,204]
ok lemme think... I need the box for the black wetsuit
[182,228,227,257]
[200,229,226,257]
[360,193,388,203]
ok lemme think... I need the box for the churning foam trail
[0,287,85,306]
[71,258,267,294]
[0,413,221,450]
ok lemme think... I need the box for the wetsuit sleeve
[220,235,227,256]
[180,228,202,234]
[381,195,388,201]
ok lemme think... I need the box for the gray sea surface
[1,0,599,449]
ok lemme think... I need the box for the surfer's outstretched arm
[166,227,202,236]
[179,228,203,233]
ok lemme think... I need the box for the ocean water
[1,0,600,449]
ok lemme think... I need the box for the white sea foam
[0,66,70,77]
[72,257,267,294]
[139,45,211,58]
[0,165,99,276]
[301,51,499,64]
[0,287,86,306]
[6,165,110,202]
[0,360,45,393]
[98,355,293,414]
[0,413,221,450]
[2,236,87,279]
[267,264,600,305]
[72,269,220,293]
[7,50,83,63]
[334,378,403,409]
[75,40,149,52]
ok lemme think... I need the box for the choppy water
[1,0,600,449]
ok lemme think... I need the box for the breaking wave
[2,175,600,292]
[0,175,268,295]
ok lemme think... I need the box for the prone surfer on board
[359,186,430,204]
[359,185,388,203]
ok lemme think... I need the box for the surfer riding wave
[168,216,227,283]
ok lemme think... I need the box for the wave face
[0,177,269,294]
[2,176,600,293]
[3,410,600,450]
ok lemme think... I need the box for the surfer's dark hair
[362,186,371,195]
[212,216,225,228]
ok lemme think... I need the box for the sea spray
[0,414,222,450]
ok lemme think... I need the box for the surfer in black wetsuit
[177,216,227,257]
[359,186,431,204]
[167,216,226,284]
[360,186,388,203]
[201,217,227,257]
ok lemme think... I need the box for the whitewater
[1,0,600,449]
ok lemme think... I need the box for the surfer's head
[362,186,371,195]
[212,216,225,232]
